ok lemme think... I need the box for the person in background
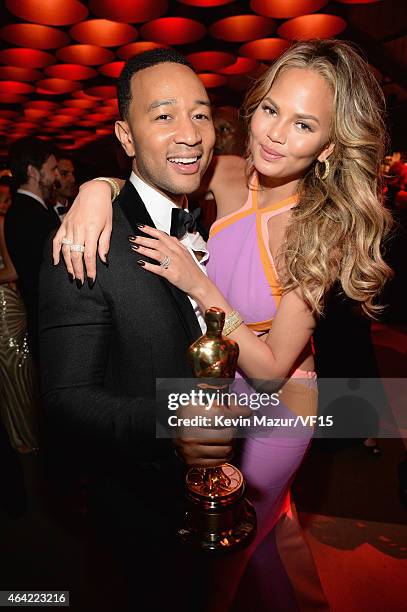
[5,137,60,363]
[0,174,39,454]
[53,156,77,222]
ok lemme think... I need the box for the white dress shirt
[129,172,207,333]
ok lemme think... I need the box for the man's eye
[195,113,209,120]
[156,114,170,120]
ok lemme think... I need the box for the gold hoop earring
[315,159,330,181]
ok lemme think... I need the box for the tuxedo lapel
[117,181,202,343]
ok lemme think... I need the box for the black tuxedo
[5,191,60,361]
[39,181,205,609]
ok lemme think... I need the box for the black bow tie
[170,207,201,239]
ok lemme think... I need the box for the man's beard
[39,179,53,201]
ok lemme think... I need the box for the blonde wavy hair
[242,39,393,319]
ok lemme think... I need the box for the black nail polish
[88,277,95,289]
[128,235,135,241]
[136,223,144,229]
[76,279,83,289]
[103,254,109,267]
[136,259,146,267]
[68,273,74,283]
[132,244,139,250]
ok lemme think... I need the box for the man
[5,137,60,362]
[39,49,238,610]
[213,105,246,156]
[53,156,77,221]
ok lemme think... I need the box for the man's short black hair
[117,48,194,120]
[9,136,54,189]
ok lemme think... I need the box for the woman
[0,175,39,453]
[53,40,392,610]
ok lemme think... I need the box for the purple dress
[205,176,328,611]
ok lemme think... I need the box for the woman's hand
[53,179,113,283]
[130,225,211,298]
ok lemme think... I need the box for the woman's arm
[0,218,17,283]
[53,178,125,282]
[131,226,315,380]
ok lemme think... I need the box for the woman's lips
[260,145,285,161]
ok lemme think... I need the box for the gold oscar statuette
[178,307,257,552]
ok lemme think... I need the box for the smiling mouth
[167,155,202,165]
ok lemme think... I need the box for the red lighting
[0,24,70,50]
[0,48,55,68]
[1,81,34,95]
[45,64,97,80]
[336,0,379,4]
[36,78,81,94]
[87,114,111,122]
[24,100,59,110]
[62,99,96,109]
[0,66,42,81]
[84,85,117,99]
[0,94,27,104]
[239,38,291,60]
[278,14,347,40]
[89,0,168,23]
[70,19,137,47]
[0,110,18,118]
[6,0,88,26]
[118,41,167,60]
[251,0,328,19]
[24,108,49,120]
[57,107,84,117]
[140,18,206,45]
[187,51,235,72]
[217,57,259,75]
[209,15,275,42]
[178,0,234,5]
[56,45,115,66]
[198,73,227,88]
[99,62,125,78]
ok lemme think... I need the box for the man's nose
[175,116,202,146]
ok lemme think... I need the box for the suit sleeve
[39,236,157,466]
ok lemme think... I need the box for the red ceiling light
[62,98,95,109]
[251,0,328,19]
[0,66,42,81]
[278,14,347,40]
[0,110,18,118]
[70,20,137,47]
[6,0,88,26]
[118,41,167,60]
[101,99,119,112]
[96,128,113,136]
[99,62,125,78]
[45,64,97,80]
[1,81,34,95]
[0,48,55,68]
[140,18,206,45]
[239,38,291,60]
[87,113,111,122]
[36,78,81,94]
[24,108,49,120]
[84,85,117,99]
[24,100,59,110]
[89,0,168,23]
[336,1,380,4]
[57,107,84,117]
[198,73,227,88]
[217,56,259,75]
[57,45,115,66]
[209,15,275,42]
[17,122,38,130]
[0,24,69,50]
[187,51,235,72]
[178,0,234,5]
[0,94,27,104]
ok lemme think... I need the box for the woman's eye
[297,122,312,132]
[262,105,277,116]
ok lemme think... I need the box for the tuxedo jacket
[39,181,202,514]
[5,191,60,360]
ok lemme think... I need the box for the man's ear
[318,142,335,163]
[115,121,135,157]
[27,163,40,183]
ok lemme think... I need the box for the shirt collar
[16,189,47,210]
[129,171,185,234]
